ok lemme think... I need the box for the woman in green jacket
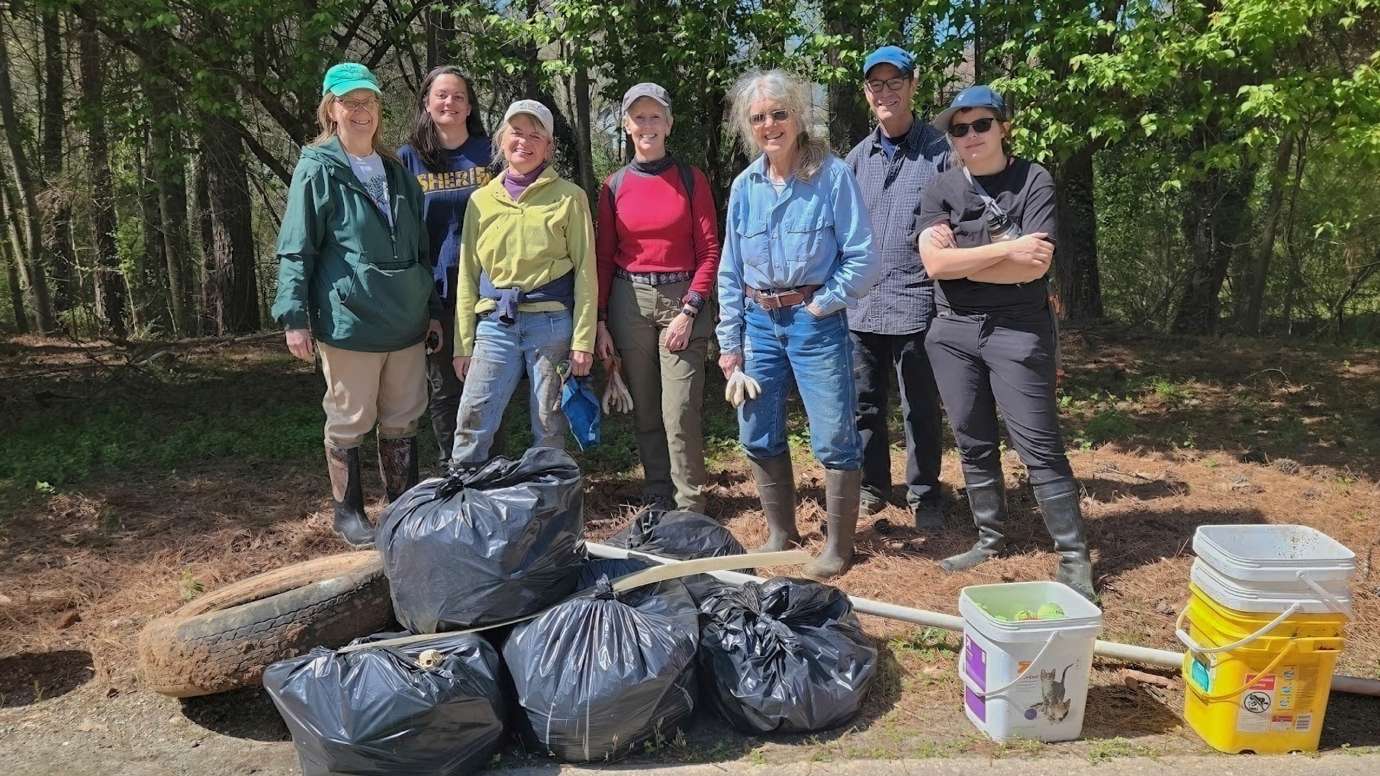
[271,63,443,548]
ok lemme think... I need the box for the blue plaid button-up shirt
[844,116,949,335]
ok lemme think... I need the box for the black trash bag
[503,576,699,762]
[698,577,877,734]
[377,447,585,632]
[263,631,507,776]
[574,557,650,590]
[609,507,749,602]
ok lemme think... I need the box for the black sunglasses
[948,117,997,138]
[749,109,791,126]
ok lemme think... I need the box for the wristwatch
[681,304,698,318]
[680,291,705,319]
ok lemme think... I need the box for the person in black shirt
[914,85,1094,601]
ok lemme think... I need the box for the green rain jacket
[271,136,441,352]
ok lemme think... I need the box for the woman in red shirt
[595,83,720,512]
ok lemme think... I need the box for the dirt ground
[1,326,1378,772]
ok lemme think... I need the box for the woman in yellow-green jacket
[449,100,596,464]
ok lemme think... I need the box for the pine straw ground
[0,326,1377,765]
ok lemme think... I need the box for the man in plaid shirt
[844,46,951,530]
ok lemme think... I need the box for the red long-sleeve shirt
[595,164,720,311]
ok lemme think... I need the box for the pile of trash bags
[264,452,878,770]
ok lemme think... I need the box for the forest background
[0,0,1377,344]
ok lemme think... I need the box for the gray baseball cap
[621,83,671,116]
[502,99,554,136]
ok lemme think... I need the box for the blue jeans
[739,302,861,469]
[451,310,572,465]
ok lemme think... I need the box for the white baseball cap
[502,99,554,137]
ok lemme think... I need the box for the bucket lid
[1190,558,1352,616]
[959,581,1102,641]
[1193,525,1355,583]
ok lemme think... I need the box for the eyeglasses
[948,117,996,138]
[865,77,910,94]
[749,109,790,126]
[338,98,379,113]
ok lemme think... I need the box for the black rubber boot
[913,500,945,533]
[747,453,800,552]
[1033,479,1096,601]
[378,436,419,504]
[804,468,860,580]
[940,474,1008,572]
[325,444,374,549]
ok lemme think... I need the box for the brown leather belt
[747,285,820,310]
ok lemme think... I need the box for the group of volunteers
[270,45,1095,601]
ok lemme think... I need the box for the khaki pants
[318,342,428,449]
[608,276,712,511]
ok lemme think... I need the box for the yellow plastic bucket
[1178,582,1347,753]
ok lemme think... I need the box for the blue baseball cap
[322,63,381,97]
[932,85,1008,132]
[863,45,915,77]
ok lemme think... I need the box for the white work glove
[601,359,634,414]
[723,368,762,409]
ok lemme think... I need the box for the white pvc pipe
[587,542,1380,697]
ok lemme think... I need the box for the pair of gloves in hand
[724,367,762,408]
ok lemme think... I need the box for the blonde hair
[729,69,829,182]
[312,93,398,162]
[491,114,555,169]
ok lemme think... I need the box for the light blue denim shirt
[715,153,879,354]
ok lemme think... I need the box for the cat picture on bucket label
[1030,663,1075,722]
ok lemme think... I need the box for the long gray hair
[728,69,829,182]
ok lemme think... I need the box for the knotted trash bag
[503,575,699,761]
[698,577,877,734]
[377,447,585,633]
[609,507,749,601]
[574,556,650,590]
[263,631,507,776]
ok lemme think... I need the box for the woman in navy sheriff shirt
[399,66,492,468]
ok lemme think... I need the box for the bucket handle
[1174,602,1301,656]
[957,631,1060,699]
[1186,640,1297,702]
[1296,570,1348,614]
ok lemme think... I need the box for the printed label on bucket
[964,635,987,722]
[1237,667,1314,733]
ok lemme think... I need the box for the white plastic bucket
[1190,558,1351,616]
[1191,525,1355,616]
[958,581,1103,742]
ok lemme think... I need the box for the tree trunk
[144,72,196,336]
[1240,131,1294,335]
[1279,135,1308,334]
[0,175,26,332]
[572,63,597,207]
[40,9,78,315]
[199,112,260,334]
[824,9,871,153]
[1053,144,1103,320]
[194,159,214,335]
[134,134,171,333]
[0,21,57,332]
[78,15,126,338]
[1171,163,1257,335]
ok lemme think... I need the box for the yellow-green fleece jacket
[454,167,596,357]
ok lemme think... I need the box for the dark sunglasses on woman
[948,117,996,138]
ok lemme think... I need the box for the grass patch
[1086,737,1155,764]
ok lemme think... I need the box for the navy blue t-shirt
[398,136,493,301]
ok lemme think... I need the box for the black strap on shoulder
[608,161,696,219]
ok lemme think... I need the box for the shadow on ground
[0,650,94,707]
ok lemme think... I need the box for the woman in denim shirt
[716,69,880,580]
